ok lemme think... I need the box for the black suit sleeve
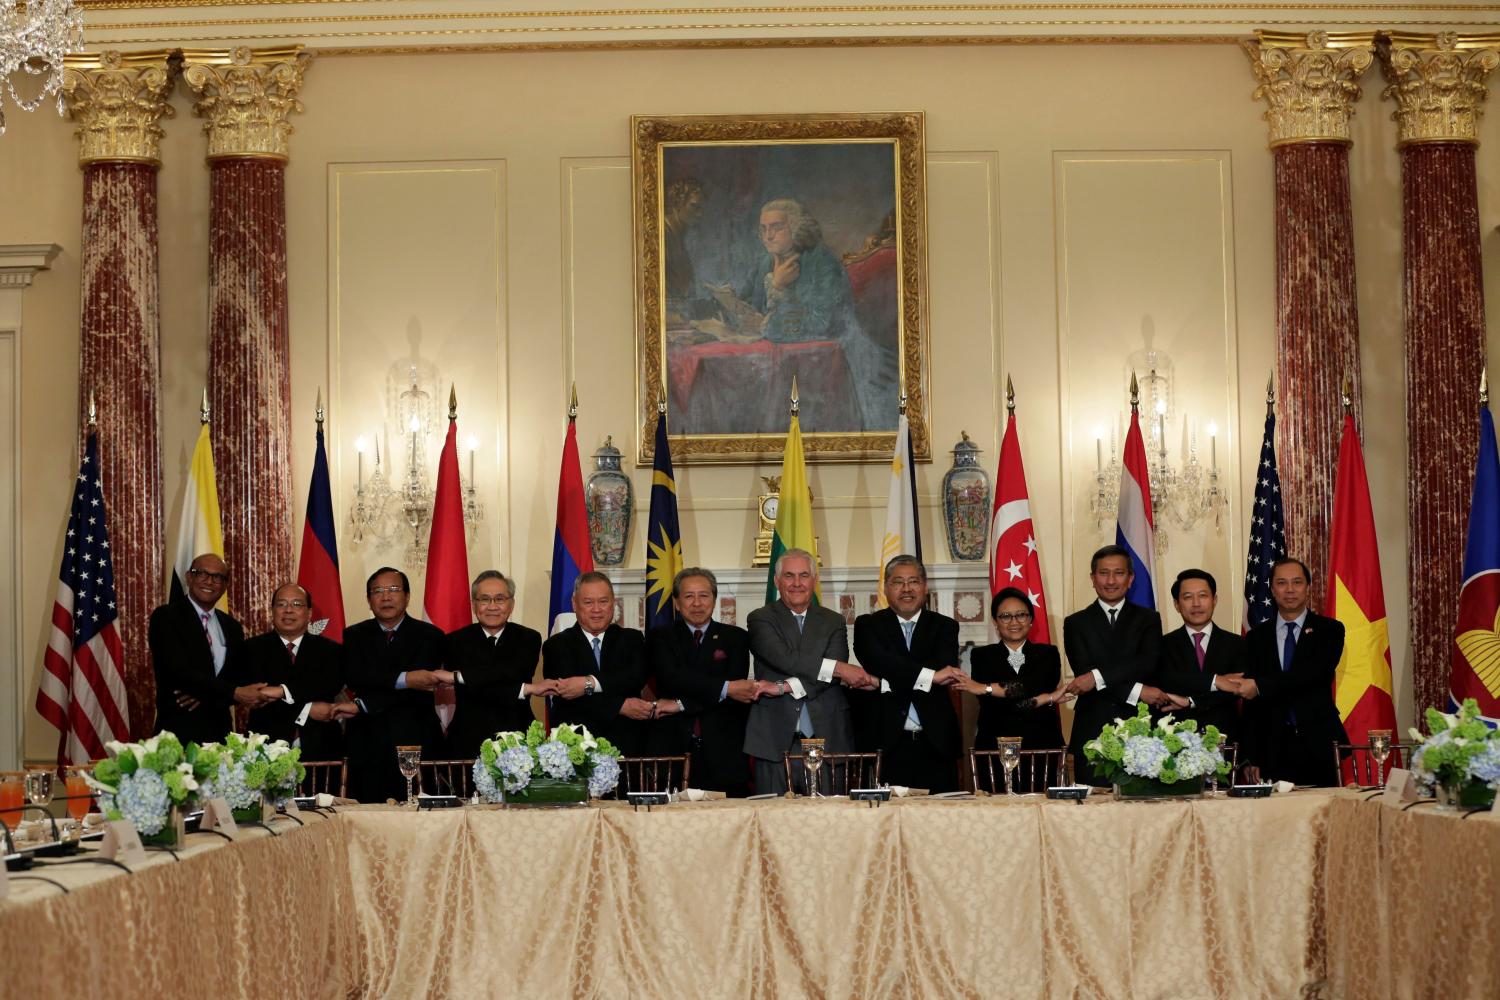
[853,615,959,692]
[651,633,722,713]
[453,628,541,699]
[1251,621,1344,700]
[149,606,238,707]
[597,632,647,720]
[1028,645,1062,697]
[1096,611,1161,691]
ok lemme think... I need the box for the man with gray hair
[543,571,651,756]
[647,567,757,796]
[744,548,878,794]
[437,570,547,761]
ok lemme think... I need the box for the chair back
[418,759,474,798]
[299,759,348,798]
[618,755,690,796]
[1331,742,1417,787]
[1220,742,1239,775]
[970,748,1067,794]
[781,751,881,796]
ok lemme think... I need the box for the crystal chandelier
[1,0,84,136]
[349,435,398,547]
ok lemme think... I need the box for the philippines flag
[424,410,471,733]
[36,431,131,760]
[1116,408,1157,608]
[548,416,595,636]
[989,409,1050,643]
[1451,402,1500,723]
[296,420,345,641]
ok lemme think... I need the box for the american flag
[36,432,130,763]
[1243,410,1287,631]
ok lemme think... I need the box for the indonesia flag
[989,409,1050,643]
[1450,401,1500,723]
[1116,408,1157,608]
[425,404,471,733]
[548,414,594,637]
[296,418,345,642]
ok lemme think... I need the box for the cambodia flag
[1116,409,1157,608]
[1451,404,1500,724]
[296,424,345,642]
[548,417,594,637]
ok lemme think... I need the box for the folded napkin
[1272,781,1296,795]
[675,788,726,802]
[889,786,930,797]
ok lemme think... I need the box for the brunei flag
[765,406,820,605]
[548,414,594,636]
[1328,411,1397,763]
[296,418,345,641]
[644,409,683,631]
[169,421,226,609]
[1450,401,1500,723]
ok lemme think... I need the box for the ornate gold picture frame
[632,111,930,465]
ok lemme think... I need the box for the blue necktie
[591,636,602,669]
[1282,621,1298,726]
[902,619,921,731]
[793,613,813,736]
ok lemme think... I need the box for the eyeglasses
[273,600,308,609]
[474,595,513,606]
[369,585,405,596]
[994,612,1032,624]
[188,568,228,583]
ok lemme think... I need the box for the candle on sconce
[1206,422,1218,471]
[1154,399,1167,457]
[466,433,478,482]
[1093,426,1104,470]
[354,436,366,490]
[408,415,421,471]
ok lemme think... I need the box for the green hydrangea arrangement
[475,721,622,801]
[1408,699,1500,799]
[85,732,201,835]
[1084,703,1231,786]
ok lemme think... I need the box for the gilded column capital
[1244,30,1376,148]
[1377,32,1500,146]
[61,51,177,167]
[181,46,311,161]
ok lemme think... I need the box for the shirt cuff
[1091,669,1105,691]
[294,702,312,727]
[517,684,528,700]
[914,668,935,693]
[592,677,603,694]
[395,672,408,690]
[719,681,729,702]
[786,677,808,699]
[280,685,295,705]
[817,659,836,684]
[879,678,892,694]
[1126,682,1144,706]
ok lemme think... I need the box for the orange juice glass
[0,777,22,827]
[66,773,92,821]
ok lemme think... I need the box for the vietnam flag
[424,403,471,734]
[1328,411,1397,772]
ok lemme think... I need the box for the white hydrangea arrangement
[1084,703,1231,789]
[474,721,622,802]
[86,732,200,837]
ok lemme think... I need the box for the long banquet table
[4,790,1497,999]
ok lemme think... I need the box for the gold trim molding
[1376,31,1500,145]
[61,51,178,166]
[1243,29,1375,147]
[180,45,312,160]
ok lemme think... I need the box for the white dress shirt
[1089,599,1145,705]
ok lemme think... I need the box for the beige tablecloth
[6,791,1496,999]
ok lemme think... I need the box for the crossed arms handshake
[175,684,360,721]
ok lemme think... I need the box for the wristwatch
[984,684,994,697]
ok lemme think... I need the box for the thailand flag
[1116,409,1157,608]
[1451,403,1500,724]
[548,417,595,637]
[296,423,345,642]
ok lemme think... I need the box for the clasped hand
[1214,673,1260,700]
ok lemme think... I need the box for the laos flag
[1451,404,1500,724]
[548,417,594,637]
[1116,408,1157,608]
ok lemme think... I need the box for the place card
[282,797,301,817]
[1,861,9,900]
[99,820,148,865]
[200,797,239,837]
[1381,768,1419,807]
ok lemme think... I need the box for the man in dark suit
[1231,557,1348,787]
[440,570,546,761]
[1061,545,1165,785]
[341,567,448,802]
[543,571,651,757]
[744,548,878,795]
[1155,569,1248,748]
[646,567,758,797]
[148,552,269,745]
[853,556,966,792]
[238,583,350,764]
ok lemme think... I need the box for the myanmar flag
[1328,411,1397,769]
[765,411,820,606]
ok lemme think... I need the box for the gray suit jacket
[743,601,853,760]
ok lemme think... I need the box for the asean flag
[1451,403,1500,723]
[1328,412,1397,766]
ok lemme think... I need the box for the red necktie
[287,640,297,664]
[1192,631,1206,671]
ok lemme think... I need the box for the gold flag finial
[448,384,458,421]
[1266,371,1275,413]
[1129,371,1140,412]
[1482,367,1489,406]
[1341,374,1353,411]
[898,392,907,417]
[200,387,210,425]
[790,375,800,416]
[657,397,667,415]
[1006,375,1016,415]
[87,390,97,429]
[568,382,578,422]
[315,387,324,426]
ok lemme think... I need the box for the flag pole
[790,374,799,416]
[569,382,578,424]
[1341,374,1353,414]
[87,389,97,430]
[200,386,210,425]
[315,386,324,426]
[1481,366,1489,406]
[1266,372,1275,415]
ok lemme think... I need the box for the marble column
[1244,30,1375,596]
[182,46,311,637]
[1378,32,1500,714]
[61,51,176,738]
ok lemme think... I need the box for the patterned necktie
[591,635,602,669]
[1192,631,1205,671]
[384,628,395,643]
[286,640,297,665]
[201,612,212,639]
[694,628,705,647]
[901,619,915,650]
